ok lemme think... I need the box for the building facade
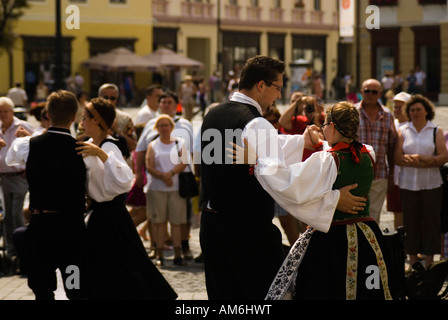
[350,0,448,103]
[153,0,340,100]
[0,0,153,102]
[0,1,346,103]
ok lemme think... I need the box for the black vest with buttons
[200,100,274,221]
[26,128,87,214]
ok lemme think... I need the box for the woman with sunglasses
[76,97,177,300]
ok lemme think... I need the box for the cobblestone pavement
[1,102,447,300]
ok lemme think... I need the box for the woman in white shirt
[77,98,177,300]
[394,94,448,269]
[145,115,188,267]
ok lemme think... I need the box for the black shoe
[11,256,20,275]
[2,255,13,275]
[148,249,157,259]
[194,253,204,263]
[155,258,164,267]
[173,257,186,266]
[182,248,193,260]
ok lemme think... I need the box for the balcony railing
[153,0,169,16]
[270,8,284,22]
[246,6,262,21]
[291,8,306,23]
[182,1,214,18]
[225,5,241,20]
[310,10,324,24]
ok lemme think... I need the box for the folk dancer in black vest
[76,98,177,300]
[200,56,367,300]
[6,90,88,300]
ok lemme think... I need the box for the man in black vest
[200,56,367,300]
[6,90,88,300]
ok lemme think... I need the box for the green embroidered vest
[331,149,374,222]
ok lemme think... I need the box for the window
[250,0,259,6]
[314,0,321,11]
[110,0,126,3]
[229,0,238,5]
[273,0,281,9]
[369,0,398,5]
[294,0,304,8]
[418,0,445,3]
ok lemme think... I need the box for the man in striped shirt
[355,79,397,224]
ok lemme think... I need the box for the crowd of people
[0,53,447,301]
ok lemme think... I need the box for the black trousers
[26,213,88,300]
[200,211,285,300]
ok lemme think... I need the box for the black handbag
[433,128,448,233]
[382,227,406,300]
[439,163,448,233]
[175,140,199,198]
[405,259,448,300]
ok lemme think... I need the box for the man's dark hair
[46,90,78,126]
[146,84,162,96]
[158,91,179,104]
[238,55,285,91]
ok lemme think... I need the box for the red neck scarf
[328,142,369,164]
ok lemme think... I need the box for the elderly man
[355,79,397,224]
[0,97,34,270]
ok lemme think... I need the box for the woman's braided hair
[327,101,364,163]
[326,101,359,141]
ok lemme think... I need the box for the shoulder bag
[175,140,199,198]
[434,127,448,233]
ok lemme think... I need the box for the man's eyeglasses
[320,122,330,129]
[102,95,117,101]
[265,81,283,93]
[362,89,379,95]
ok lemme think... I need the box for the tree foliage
[0,0,28,51]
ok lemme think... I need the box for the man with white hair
[0,97,34,271]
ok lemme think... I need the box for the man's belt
[30,209,62,215]
[203,208,219,214]
[0,171,25,177]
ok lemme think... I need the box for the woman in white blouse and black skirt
[77,98,177,300]
[394,94,448,270]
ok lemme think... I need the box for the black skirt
[86,194,177,300]
[294,221,391,300]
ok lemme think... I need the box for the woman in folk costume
[264,102,392,300]
[76,98,177,300]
